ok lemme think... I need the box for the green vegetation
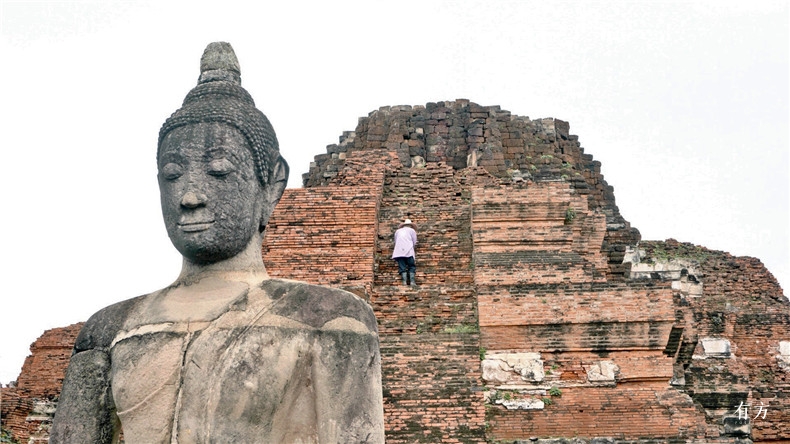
[1,429,20,444]
[549,386,562,397]
[564,207,576,224]
[442,323,479,334]
[487,390,501,404]
[479,346,487,361]
[542,397,553,406]
[648,242,709,264]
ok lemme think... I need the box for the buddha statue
[50,42,385,443]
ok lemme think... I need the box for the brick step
[373,270,472,285]
[370,280,478,335]
[378,333,486,443]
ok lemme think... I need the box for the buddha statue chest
[103,278,382,443]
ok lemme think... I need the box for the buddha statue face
[158,121,263,263]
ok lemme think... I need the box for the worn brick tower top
[2,100,788,443]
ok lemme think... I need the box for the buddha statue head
[157,42,288,264]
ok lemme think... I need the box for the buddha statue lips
[177,220,215,232]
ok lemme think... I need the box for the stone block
[701,338,731,358]
[482,359,512,384]
[497,398,544,410]
[778,341,790,370]
[483,352,544,383]
[722,415,751,436]
[586,361,619,382]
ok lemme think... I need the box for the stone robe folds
[54,279,384,443]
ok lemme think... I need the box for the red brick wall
[486,383,708,440]
[469,179,706,441]
[641,240,790,442]
[262,185,381,291]
[1,323,83,442]
[380,335,485,443]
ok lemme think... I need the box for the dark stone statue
[50,42,385,443]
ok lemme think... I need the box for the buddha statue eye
[161,163,183,180]
[208,158,236,177]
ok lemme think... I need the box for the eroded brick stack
[303,100,640,280]
[1,323,82,443]
[472,184,609,285]
[637,240,790,442]
[469,181,713,441]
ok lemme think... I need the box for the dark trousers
[394,256,416,274]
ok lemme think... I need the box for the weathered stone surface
[482,359,513,384]
[497,398,545,410]
[699,337,732,358]
[47,42,384,444]
[723,416,751,436]
[637,240,789,442]
[779,341,790,370]
[586,361,619,382]
[483,352,545,383]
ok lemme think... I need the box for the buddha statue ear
[259,155,289,232]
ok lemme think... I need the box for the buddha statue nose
[181,190,207,208]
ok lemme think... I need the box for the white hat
[399,219,415,228]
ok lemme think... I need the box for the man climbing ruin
[392,218,418,286]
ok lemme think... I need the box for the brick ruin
[2,100,788,443]
[1,323,83,443]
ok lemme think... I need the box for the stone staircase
[369,162,486,442]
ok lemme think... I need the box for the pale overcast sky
[0,1,787,384]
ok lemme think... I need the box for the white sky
[0,1,787,384]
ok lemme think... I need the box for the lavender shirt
[392,226,417,259]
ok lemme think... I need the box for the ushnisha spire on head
[158,42,284,187]
[198,42,241,84]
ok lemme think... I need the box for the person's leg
[395,257,408,284]
[407,256,416,286]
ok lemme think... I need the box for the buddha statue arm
[50,348,119,443]
[51,299,135,443]
[313,327,386,443]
